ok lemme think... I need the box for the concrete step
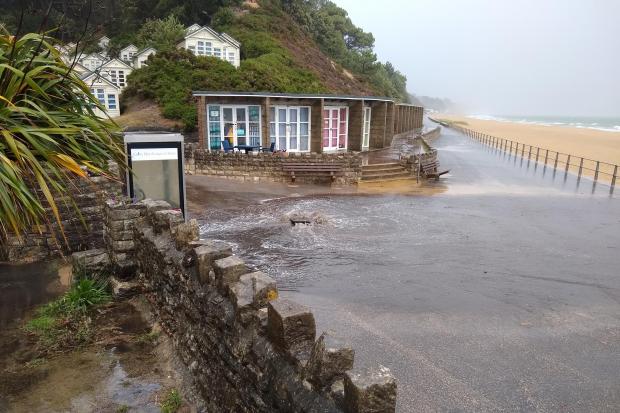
[359,176,417,183]
[361,166,406,174]
[361,171,412,181]
[362,162,402,171]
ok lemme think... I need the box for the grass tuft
[160,389,182,413]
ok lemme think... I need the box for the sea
[467,115,620,133]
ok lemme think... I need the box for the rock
[213,256,247,291]
[152,209,184,233]
[344,365,397,413]
[267,299,316,355]
[71,248,109,275]
[194,242,233,284]
[172,219,199,249]
[230,271,278,311]
[304,332,354,390]
[110,276,141,299]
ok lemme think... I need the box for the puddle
[0,260,71,329]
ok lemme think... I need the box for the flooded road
[192,123,620,412]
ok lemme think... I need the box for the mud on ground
[0,296,199,413]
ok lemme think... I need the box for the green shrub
[161,389,182,413]
[24,278,110,351]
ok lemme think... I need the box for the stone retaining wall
[184,145,363,185]
[88,199,397,412]
[1,174,123,263]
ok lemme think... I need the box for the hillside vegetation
[2,0,410,130]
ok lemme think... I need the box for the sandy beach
[436,115,620,183]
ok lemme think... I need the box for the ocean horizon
[467,114,620,133]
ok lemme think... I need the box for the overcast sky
[333,0,620,117]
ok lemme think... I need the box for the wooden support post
[544,149,549,165]
[521,143,525,157]
[553,152,559,169]
[594,161,600,182]
[611,165,618,193]
[578,157,584,177]
[528,146,532,159]
[565,155,571,173]
[535,147,540,162]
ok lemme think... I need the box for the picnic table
[234,144,260,154]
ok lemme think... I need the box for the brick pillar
[369,102,386,149]
[311,99,324,153]
[198,96,206,150]
[348,100,364,152]
[262,97,271,148]
[384,102,395,147]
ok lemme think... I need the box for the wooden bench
[282,162,344,183]
[420,158,450,180]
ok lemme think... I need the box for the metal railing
[451,125,618,194]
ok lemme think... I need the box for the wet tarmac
[191,122,620,412]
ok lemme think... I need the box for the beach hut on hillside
[81,72,121,118]
[79,52,106,71]
[99,58,133,90]
[133,47,157,69]
[120,44,139,63]
[177,25,240,68]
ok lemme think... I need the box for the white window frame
[269,105,311,153]
[214,47,222,58]
[323,106,349,151]
[362,106,371,150]
[207,104,262,151]
[107,93,117,110]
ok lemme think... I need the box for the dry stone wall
[94,198,397,412]
[185,145,363,185]
[1,174,122,263]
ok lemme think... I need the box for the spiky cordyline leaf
[0,28,126,247]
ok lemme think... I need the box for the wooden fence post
[565,155,571,173]
[611,165,618,193]
[553,152,559,169]
[594,161,600,182]
[578,158,584,177]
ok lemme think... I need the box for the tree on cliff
[0,27,125,244]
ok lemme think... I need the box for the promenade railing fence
[435,120,618,194]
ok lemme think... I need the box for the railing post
[578,157,584,177]
[594,161,600,182]
[611,165,618,193]
[553,152,559,169]
[509,141,513,154]
[535,148,540,162]
[521,144,525,157]
[528,146,532,160]
[565,154,571,173]
[544,149,549,165]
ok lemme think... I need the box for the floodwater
[194,122,620,412]
[0,261,71,329]
[0,262,188,412]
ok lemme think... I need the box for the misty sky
[333,0,619,117]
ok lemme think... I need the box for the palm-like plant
[0,28,125,245]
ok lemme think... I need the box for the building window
[205,42,212,56]
[228,51,235,64]
[107,94,117,110]
[208,105,222,151]
[214,47,221,58]
[118,70,125,87]
[91,88,105,106]
[188,45,195,54]
[197,41,205,55]
[323,106,348,150]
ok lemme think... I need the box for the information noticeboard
[124,133,186,218]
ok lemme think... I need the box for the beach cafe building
[193,91,423,153]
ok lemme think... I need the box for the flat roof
[192,90,398,103]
